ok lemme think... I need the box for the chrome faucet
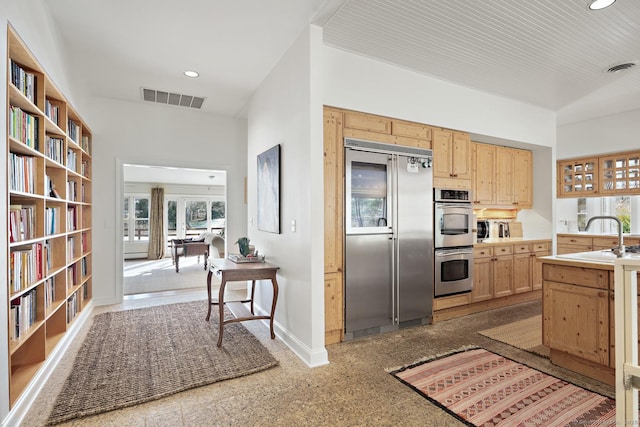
[585,216,625,257]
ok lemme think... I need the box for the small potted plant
[235,237,251,257]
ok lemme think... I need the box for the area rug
[478,315,550,358]
[391,347,615,426]
[46,301,279,425]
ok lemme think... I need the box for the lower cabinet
[471,245,514,301]
[324,272,343,345]
[513,242,550,293]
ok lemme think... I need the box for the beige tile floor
[21,296,613,427]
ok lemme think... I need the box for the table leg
[217,277,227,347]
[250,280,256,315]
[204,250,208,270]
[205,270,213,321]
[269,275,279,340]
[175,254,180,272]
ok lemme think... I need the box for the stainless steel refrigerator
[344,138,433,340]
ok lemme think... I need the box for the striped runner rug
[391,347,615,426]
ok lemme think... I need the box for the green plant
[235,237,250,256]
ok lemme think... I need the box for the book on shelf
[9,243,43,293]
[9,105,39,150]
[10,60,37,104]
[10,288,38,341]
[67,206,79,231]
[45,174,61,198]
[44,99,59,126]
[44,277,56,310]
[67,180,77,201]
[81,135,90,154]
[67,119,80,143]
[67,292,78,323]
[9,204,36,243]
[46,136,65,164]
[9,153,35,193]
[45,206,60,235]
[66,148,77,171]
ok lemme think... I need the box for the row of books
[45,99,60,126]
[67,264,78,291]
[67,206,79,231]
[67,292,78,324]
[10,60,37,104]
[68,236,76,260]
[82,232,89,252]
[10,289,38,342]
[81,135,91,154]
[81,257,88,277]
[67,119,80,143]
[67,148,77,171]
[46,136,65,164]
[9,242,43,293]
[9,205,36,243]
[45,174,62,198]
[67,180,78,202]
[9,153,35,194]
[9,105,39,150]
[81,160,90,178]
[45,207,61,235]
[44,277,56,310]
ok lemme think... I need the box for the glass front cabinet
[599,153,640,195]
[558,158,598,197]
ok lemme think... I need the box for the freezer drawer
[345,234,394,334]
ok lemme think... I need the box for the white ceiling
[45,0,640,126]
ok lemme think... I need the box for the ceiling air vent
[605,60,639,73]
[141,88,206,109]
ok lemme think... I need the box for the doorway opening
[122,164,226,295]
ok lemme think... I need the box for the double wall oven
[434,188,474,297]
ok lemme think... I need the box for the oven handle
[435,203,473,209]
[435,250,473,256]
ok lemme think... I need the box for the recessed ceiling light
[184,70,199,78]
[588,0,616,10]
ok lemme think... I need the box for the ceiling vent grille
[141,88,206,109]
[606,61,638,73]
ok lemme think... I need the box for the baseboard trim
[2,301,94,427]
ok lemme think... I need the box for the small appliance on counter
[476,219,490,242]
[498,221,510,238]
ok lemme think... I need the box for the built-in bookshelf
[6,25,92,407]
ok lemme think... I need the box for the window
[123,195,150,241]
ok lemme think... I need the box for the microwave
[477,220,490,242]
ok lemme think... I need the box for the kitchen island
[540,251,640,386]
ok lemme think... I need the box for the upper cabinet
[600,152,640,195]
[472,142,532,209]
[557,158,598,197]
[342,110,432,149]
[433,129,471,189]
[557,150,640,198]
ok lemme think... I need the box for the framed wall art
[257,144,280,233]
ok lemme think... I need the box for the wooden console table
[171,240,209,272]
[206,258,280,347]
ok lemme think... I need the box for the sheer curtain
[147,187,165,259]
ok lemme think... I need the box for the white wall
[88,97,247,305]
[557,109,640,160]
[247,26,328,367]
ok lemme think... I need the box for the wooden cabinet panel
[543,281,609,366]
[542,263,609,290]
[324,272,344,345]
[323,108,344,274]
[472,142,496,205]
[472,256,493,302]
[495,147,514,206]
[392,120,432,140]
[556,234,593,255]
[513,149,532,208]
[493,245,513,256]
[532,250,550,290]
[513,253,532,294]
[473,246,493,258]
[343,111,391,134]
[493,255,514,298]
[433,129,471,188]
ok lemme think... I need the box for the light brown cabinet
[556,234,593,254]
[471,142,532,208]
[495,147,532,208]
[343,111,391,135]
[513,242,550,293]
[600,152,640,195]
[471,245,513,301]
[323,107,344,344]
[557,158,598,197]
[433,129,471,188]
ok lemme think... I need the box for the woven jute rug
[391,347,615,426]
[477,315,550,358]
[46,301,279,425]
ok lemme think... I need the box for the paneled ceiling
[45,0,640,125]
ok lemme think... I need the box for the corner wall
[247,26,328,367]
